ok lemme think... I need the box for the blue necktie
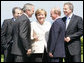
[66,17,70,29]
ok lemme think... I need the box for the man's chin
[52,18,55,20]
[29,15,32,18]
[64,13,68,16]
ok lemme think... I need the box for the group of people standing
[1,2,83,62]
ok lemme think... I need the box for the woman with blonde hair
[30,9,51,62]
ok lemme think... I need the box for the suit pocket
[68,41,81,55]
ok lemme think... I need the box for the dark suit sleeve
[68,17,83,40]
[48,22,60,53]
[1,20,8,49]
[19,20,31,51]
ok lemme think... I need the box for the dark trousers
[30,54,43,62]
[4,44,14,62]
[64,47,81,62]
[14,55,31,62]
[42,49,48,62]
[48,57,63,62]
[1,46,4,54]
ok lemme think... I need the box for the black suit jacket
[62,14,83,55]
[47,18,65,57]
[11,14,31,55]
[1,18,14,49]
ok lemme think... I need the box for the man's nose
[18,14,21,16]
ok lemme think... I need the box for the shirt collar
[54,16,61,21]
[66,13,73,19]
[36,20,45,25]
[23,13,29,18]
[13,18,16,21]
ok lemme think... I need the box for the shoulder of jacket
[73,14,82,19]
[4,18,12,23]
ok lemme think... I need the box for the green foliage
[80,36,83,62]
[81,36,83,45]
[1,55,4,62]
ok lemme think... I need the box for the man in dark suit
[47,7,65,62]
[11,3,34,62]
[62,2,83,62]
[1,7,23,62]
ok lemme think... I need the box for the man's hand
[64,37,71,42]
[26,49,31,55]
[49,52,53,57]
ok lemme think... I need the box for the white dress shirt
[31,21,51,53]
[66,13,73,29]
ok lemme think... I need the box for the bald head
[50,7,61,20]
[51,7,61,16]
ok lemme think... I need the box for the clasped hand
[26,49,31,56]
[64,37,71,42]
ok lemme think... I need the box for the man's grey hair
[22,3,34,12]
[64,2,74,12]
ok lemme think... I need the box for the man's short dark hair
[12,7,22,15]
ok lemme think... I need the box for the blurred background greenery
[1,36,83,62]
[81,36,83,62]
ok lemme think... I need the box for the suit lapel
[66,14,75,33]
[9,18,14,26]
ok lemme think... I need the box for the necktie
[66,17,70,29]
